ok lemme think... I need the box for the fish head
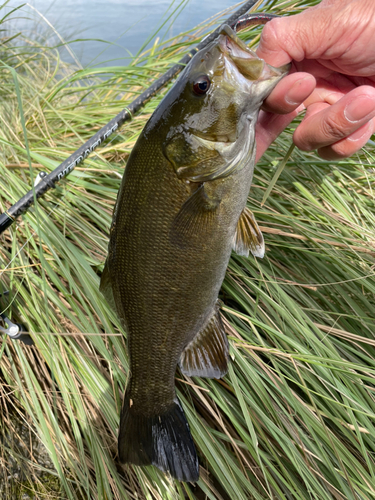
[159,24,290,182]
[182,24,290,139]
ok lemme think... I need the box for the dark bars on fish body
[0,1,277,234]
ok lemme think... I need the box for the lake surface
[8,0,238,66]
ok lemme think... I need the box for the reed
[1,0,375,498]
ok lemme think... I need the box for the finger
[257,4,365,68]
[256,10,328,67]
[317,119,375,160]
[293,86,375,151]
[262,73,316,114]
[302,72,358,107]
[256,17,296,67]
[255,106,303,162]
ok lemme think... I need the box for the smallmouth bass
[101,23,289,482]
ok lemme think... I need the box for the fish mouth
[170,25,291,182]
[218,24,290,92]
[193,130,237,144]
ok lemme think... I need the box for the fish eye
[192,75,211,96]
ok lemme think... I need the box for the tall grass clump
[1,0,375,498]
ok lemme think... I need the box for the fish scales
[101,23,289,482]
[114,139,238,406]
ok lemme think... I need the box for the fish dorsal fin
[99,260,116,310]
[170,184,220,247]
[179,305,228,379]
[233,207,265,258]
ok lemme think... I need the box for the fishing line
[0,0,271,234]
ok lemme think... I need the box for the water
[8,0,238,66]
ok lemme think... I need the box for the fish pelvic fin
[99,259,116,309]
[118,395,199,483]
[180,304,229,379]
[233,207,265,258]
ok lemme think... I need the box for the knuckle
[293,126,314,151]
[260,19,294,59]
[260,20,281,50]
[321,113,348,142]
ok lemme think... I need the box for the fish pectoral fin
[233,207,265,258]
[179,304,229,379]
[99,259,116,309]
[170,184,220,246]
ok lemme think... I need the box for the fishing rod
[0,1,277,235]
[0,314,33,345]
[0,292,33,344]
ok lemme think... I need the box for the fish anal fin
[233,207,265,258]
[118,395,199,482]
[170,184,220,246]
[99,260,116,309]
[180,306,228,379]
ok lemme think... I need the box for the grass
[1,0,375,498]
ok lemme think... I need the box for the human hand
[255,0,375,161]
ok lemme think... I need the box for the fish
[100,24,290,482]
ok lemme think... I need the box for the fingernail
[344,95,375,122]
[347,122,372,142]
[285,76,314,106]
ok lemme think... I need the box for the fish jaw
[218,24,290,102]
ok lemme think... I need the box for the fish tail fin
[118,394,199,482]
